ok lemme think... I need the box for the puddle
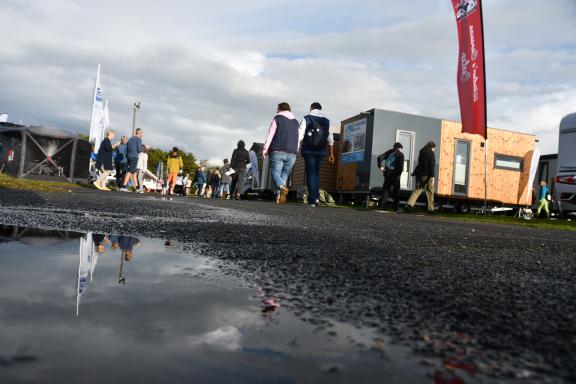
[0,225,437,384]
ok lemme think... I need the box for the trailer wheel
[458,204,471,214]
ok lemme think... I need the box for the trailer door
[453,140,470,195]
[396,131,415,190]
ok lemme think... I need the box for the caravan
[555,113,576,212]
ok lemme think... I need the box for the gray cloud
[1,0,574,161]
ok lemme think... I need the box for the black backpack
[303,116,328,150]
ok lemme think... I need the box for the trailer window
[494,154,523,172]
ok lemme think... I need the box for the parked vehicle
[555,113,576,212]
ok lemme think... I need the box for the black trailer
[0,123,91,181]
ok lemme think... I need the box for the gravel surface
[1,188,575,383]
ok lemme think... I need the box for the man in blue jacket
[299,102,335,207]
[119,128,144,192]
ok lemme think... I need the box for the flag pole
[89,64,101,142]
[88,65,101,175]
[484,139,488,213]
[76,236,83,316]
[480,1,488,214]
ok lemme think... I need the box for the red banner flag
[452,0,487,138]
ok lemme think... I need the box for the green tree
[146,148,167,175]
[145,147,198,177]
[180,151,198,176]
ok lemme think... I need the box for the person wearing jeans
[219,159,233,199]
[299,102,335,207]
[269,151,297,202]
[263,102,302,204]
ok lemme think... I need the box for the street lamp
[132,101,141,136]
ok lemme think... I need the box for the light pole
[132,101,141,136]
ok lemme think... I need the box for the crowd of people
[93,101,336,206]
[92,102,551,217]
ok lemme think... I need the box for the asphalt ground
[0,188,575,383]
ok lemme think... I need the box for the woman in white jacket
[136,147,149,193]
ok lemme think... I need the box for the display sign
[341,118,367,164]
[451,0,487,138]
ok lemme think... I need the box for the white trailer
[555,113,576,212]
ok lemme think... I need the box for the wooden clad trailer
[335,109,536,210]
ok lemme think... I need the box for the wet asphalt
[0,188,575,383]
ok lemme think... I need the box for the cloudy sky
[1,0,574,161]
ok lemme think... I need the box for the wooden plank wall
[291,141,341,193]
[438,121,536,205]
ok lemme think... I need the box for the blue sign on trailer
[341,118,367,164]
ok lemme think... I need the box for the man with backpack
[299,102,335,207]
[377,142,404,211]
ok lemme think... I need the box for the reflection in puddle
[77,233,143,314]
[0,225,433,384]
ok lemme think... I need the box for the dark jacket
[96,138,114,171]
[269,115,300,154]
[412,148,436,178]
[377,149,404,179]
[231,148,250,170]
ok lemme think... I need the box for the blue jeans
[219,183,230,195]
[269,151,296,194]
[302,150,326,204]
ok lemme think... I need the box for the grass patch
[0,173,80,193]
[363,204,576,231]
[434,212,576,231]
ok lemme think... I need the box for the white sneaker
[93,181,103,190]
[118,188,128,192]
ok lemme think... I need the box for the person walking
[220,159,233,199]
[115,136,128,189]
[94,130,117,191]
[195,167,207,197]
[211,169,221,198]
[204,170,213,197]
[120,129,144,192]
[536,180,551,219]
[263,102,301,204]
[377,142,405,211]
[405,141,436,213]
[183,174,191,196]
[299,102,335,207]
[230,140,250,199]
[166,147,184,195]
[136,146,149,193]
